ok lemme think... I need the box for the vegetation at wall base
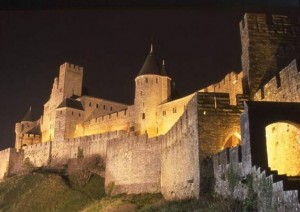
[0,172,245,211]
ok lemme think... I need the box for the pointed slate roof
[57,98,84,111]
[22,107,33,122]
[26,122,41,135]
[138,44,163,76]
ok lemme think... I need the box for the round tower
[134,44,171,136]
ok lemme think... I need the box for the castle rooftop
[57,98,84,111]
[138,44,167,77]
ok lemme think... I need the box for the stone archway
[265,122,300,176]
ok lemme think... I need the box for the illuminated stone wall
[21,131,121,167]
[266,122,300,176]
[105,134,162,195]
[0,149,12,180]
[41,62,83,142]
[54,108,84,142]
[161,95,200,200]
[81,107,134,136]
[23,142,52,167]
[240,13,300,97]
[197,92,242,162]
[254,59,300,102]
[199,71,243,105]
[78,96,128,122]
[19,134,41,147]
[157,94,194,136]
[134,74,171,137]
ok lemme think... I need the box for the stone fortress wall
[254,59,300,102]
[240,13,300,97]
[160,94,200,200]
[199,71,243,105]
[22,130,121,167]
[213,101,300,211]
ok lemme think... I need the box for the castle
[1,13,300,210]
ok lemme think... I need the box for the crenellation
[254,59,300,102]
[199,72,243,105]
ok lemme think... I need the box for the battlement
[0,148,14,155]
[240,13,300,35]
[199,71,243,105]
[254,59,300,102]
[197,92,246,111]
[23,133,41,138]
[240,13,300,97]
[60,62,83,73]
[85,109,129,125]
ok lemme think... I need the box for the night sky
[0,6,299,149]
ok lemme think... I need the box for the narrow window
[110,106,113,111]
[173,108,177,113]
[238,146,242,162]
[103,105,106,109]
[72,111,74,115]
[60,111,62,115]
[163,111,166,116]
[145,78,148,83]
[140,91,143,95]
[89,102,92,107]
[156,78,158,83]
[96,104,99,108]
[142,113,145,119]
[79,113,81,117]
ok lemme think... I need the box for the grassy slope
[0,173,105,212]
[0,173,242,212]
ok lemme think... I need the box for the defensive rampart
[161,94,200,200]
[213,145,300,211]
[254,59,300,102]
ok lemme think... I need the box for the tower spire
[22,106,33,122]
[161,59,168,76]
[150,43,153,53]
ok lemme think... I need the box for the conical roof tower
[138,44,165,76]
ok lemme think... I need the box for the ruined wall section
[213,146,300,211]
[199,71,243,105]
[197,92,243,162]
[240,13,300,97]
[105,134,162,195]
[254,59,300,102]
[161,94,200,200]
